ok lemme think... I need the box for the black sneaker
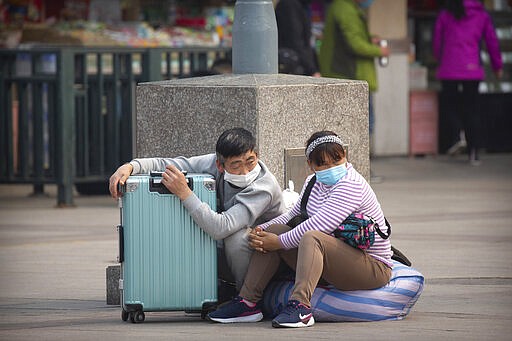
[271,300,315,328]
[207,296,263,323]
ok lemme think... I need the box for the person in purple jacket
[433,0,503,165]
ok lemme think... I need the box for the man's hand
[249,227,282,253]
[380,44,390,57]
[109,163,133,199]
[161,164,193,201]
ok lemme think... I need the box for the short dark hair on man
[216,128,257,163]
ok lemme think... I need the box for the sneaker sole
[272,316,315,328]
[447,141,467,156]
[208,312,263,324]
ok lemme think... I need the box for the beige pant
[239,224,392,306]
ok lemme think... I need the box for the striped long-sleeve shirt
[259,163,393,268]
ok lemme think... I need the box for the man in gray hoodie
[109,128,286,290]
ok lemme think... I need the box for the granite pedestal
[136,74,370,185]
[106,265,120,306]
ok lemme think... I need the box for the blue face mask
[359,0,375,9]
[315,163,347,186]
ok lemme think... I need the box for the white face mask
[224,163,261,188]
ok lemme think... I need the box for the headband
[305,135,344,160]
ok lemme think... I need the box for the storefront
[1,0,237,48]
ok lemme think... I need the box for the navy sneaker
[272,300,315,328]
[207,296,263,323]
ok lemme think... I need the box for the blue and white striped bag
[262,261,424,322]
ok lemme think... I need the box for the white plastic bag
[281,180,300,210]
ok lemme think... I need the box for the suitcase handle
[117,224,124,263]
[149,171,193,193]
[149,170,188,177]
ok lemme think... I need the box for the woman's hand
[249,227,282,253]
[162,164,193,201]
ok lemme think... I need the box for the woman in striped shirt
[208,130,392,328]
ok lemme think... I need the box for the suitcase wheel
[201,302,218,320]
[129,311,145,323]
[121,309,129,322]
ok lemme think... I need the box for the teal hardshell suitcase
[118,173,217,323]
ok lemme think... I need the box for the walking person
[433,0,503,165]
[318,0,389,150]
[275,0,320,76]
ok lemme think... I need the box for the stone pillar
[135,74,370,187]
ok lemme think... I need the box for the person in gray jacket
[109,128,286,290]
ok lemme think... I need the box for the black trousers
[440,80,481,151]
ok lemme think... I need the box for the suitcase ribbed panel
[121,174,217,312]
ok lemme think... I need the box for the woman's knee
[299,230,325,247]
[266,224,292,235]
[302,230,324,240]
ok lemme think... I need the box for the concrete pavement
[1,153,511,340]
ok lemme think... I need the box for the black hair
[216,128,257,163]
[441,0,466,20]
[306,130,345,166]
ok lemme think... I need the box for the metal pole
[143,48,163,82]
[56,49,76,207]
[232,0,278,74]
